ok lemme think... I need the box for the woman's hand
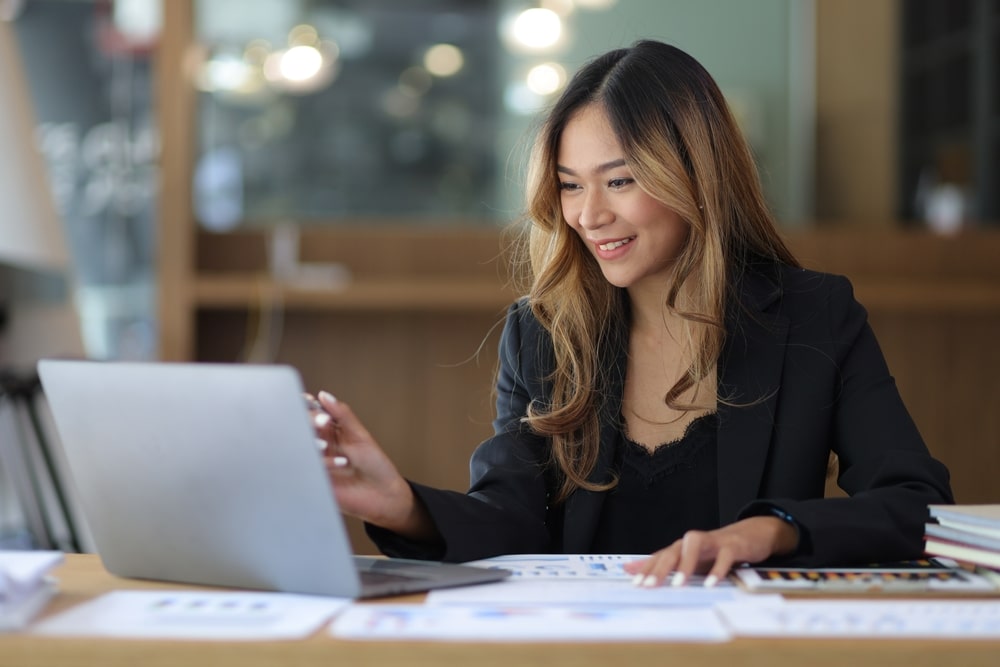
[307,391,436,541]
[622,516,799,588]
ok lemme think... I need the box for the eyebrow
[557,158,627,176]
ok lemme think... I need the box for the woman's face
[558,103,689,291]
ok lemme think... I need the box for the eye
[559,181,581,192]
[608,177,634,189]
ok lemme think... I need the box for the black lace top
[590,412,720,554]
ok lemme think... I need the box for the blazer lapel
[716,269,788,523]
[562,314,628,553]
[560,269,789,549]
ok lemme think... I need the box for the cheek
[559,196,577,226]
[644,204,688,243]
[562,211,586,238]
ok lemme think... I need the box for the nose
[575,189,614,230]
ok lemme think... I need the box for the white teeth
[598,237,633,251]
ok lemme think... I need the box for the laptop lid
[36,359,507,598]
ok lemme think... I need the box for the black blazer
[369,263,953,566]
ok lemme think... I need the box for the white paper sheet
[330,603,731,642]
[717,598,1000,639]
[0,550,63,598]
[1,580,58,631]
[31,590,350,641]
[427,578,749,607]
[0,550,64,631]
[434,553,746,607]
[464,553,646,580]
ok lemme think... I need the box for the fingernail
[641,575,658,588]
[332,455,349,467]
[670,572,686,587]
[315,438,328,452]
[314,413,332,427]
[703,575,718,588]
[631,574,645,587]
[319,391,337,404]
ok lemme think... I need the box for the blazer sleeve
[367,301,555,562]
[739,274,953,566]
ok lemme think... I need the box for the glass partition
[12,0,158,361]
[194,0,508,228]
[192,0,811,229]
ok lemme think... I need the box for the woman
[310,40,953,587]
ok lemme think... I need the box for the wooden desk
[3,554,999,667]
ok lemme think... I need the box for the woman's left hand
[621,516,798,588]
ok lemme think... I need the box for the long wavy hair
[515,40,799,503]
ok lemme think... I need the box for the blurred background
[1,0,998,553]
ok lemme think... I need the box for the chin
[600,272,634,289]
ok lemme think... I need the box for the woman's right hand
[308,391,436,541]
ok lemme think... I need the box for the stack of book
[925,504,1000,571]
[0,550,63,632]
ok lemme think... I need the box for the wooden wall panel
[196,307,506,554]
[189,228,1000,554]
[869,311,1000,503]
[814,0,899,225]
[156,0,196,361]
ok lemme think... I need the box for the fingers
[324,454,353,476]
[671,530,708,587]
[309,398,338,446]
[703,548,735,588]
[317,390,337,411]
[312,391,383,474]
[307,391,352,468]
[625,518,784,588]
[317,391,371,444]
[303,392,323,413]
[305,391,335,432]
[623,530,723,588]
[676,531,736,588]
[623,548,679,588]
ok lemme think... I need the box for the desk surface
[3,554,1000,667]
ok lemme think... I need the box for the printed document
[331,603,731,642]
[31,590,350,641]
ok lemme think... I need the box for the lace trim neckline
[620,411,718,454]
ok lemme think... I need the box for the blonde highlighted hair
[513,40,798,503]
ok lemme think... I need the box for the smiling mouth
[598,237,635,251]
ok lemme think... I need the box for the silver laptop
[36,359,509,598]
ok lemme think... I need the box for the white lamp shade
[0,20,69,271]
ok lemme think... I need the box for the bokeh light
[526,62,566,95]
[423,43,464,77]
[510,8,562,50]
